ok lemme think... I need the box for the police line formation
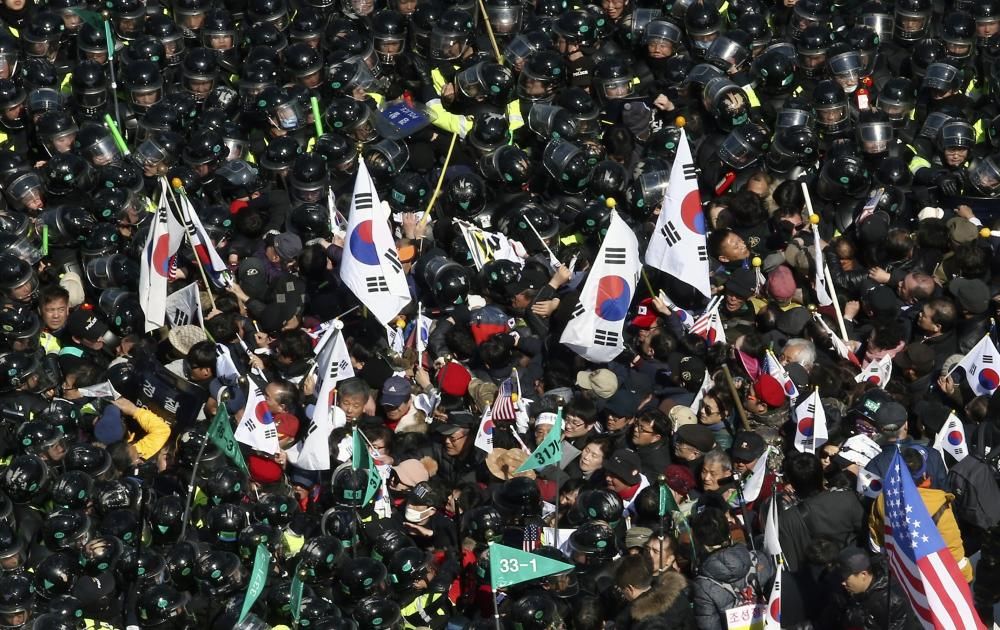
[2,0,1000,628]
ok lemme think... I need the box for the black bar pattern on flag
[682,163,697,181]
[366,276,389,292]
[661,221,681,246]
[572,303,585,318]
[385,249,403,273]
[605,247,627,265]
[595,329,619,346]
[354,192,373,210]
[697,245,708,261]
[172,310,190,326]
[806,402,815,414]
[984,354,994,364]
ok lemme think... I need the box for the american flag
[763,350,799,400]
[492,378,517,421]
[690,295,726,344]
[522,523,541,552]
[882,451,984,630]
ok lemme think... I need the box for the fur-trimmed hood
[631,571,691,621]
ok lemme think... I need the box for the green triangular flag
[488,542,575,589]
[238,544,271,623]
[207,406,249,474]
[70,8,104,30]
[289,564,305,622]
[516,408,563,473]
[352,428,381,508]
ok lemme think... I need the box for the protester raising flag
[855,354,892,387]
[517,410,563,473]
[948,333,1000,397]
[811,228,833,307]
[139,179,184,332]
[456,220,526,270]
[561,212,641,362]
[812,312,861,366]
[933,412,969,463]
[792,389,828,454]
[288,322,354,470]
[857,468,883,498]
[491,377,518,421]
[339,161,411,324]
[689,295,726,345]
[234,384,280,455]
[881,450,985,630]
[645,128,711,298]
[207,406,248,475]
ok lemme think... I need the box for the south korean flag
[561,212,641,363]
[948,333,1000,397]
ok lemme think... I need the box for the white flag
[856,467,883,498]
[689,371,713,414]
[76,381,117,398]
[386,324,405,354]
[457,220,526,271]
[740,446,770,503]
[164,282,204,328]
[560,212,641,363]
[812,234,833,307]
[312,323,355,435]
[139,179,184,332]
[838,433,882,467]
[215,344,240,382]
[948,333,1000,397]
[812,312,856,363]
[338,161,411,324]
[792,390,827,454]
[763,495,783,559]
[854,355,892,388]
[234,384,280,455]
[933,412,969,463]
[474,406,495,453]
[644,128,711,298]
[765,565,782,630]
[415,304,432,356]
[178,192,230,287]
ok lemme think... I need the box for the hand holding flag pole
[420,132,458,227]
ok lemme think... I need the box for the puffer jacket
[691,543,761,630]
[824,569,922,630]
[616,572,696,630]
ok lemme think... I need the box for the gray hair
[703,448,732,472]
[784,338,817,370]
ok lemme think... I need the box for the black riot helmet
[968,154,1000,196]
[150,495,186,545]
[941,11,976,62]
[0,80,25,128]
[387,547,430,591]
[289,153,329,204]
[974,0,1000,45]
[685,1,723,55]
[766,125,818,174]
[42,511,91,552]
[938,119,976,151]
[554,10,597,49]
[122,60,164,113]
[461,506,503,544]
[477,259,521,303]
[508,594,561,630]
[372,10,407,64]
[589,159,628,200]
[0,256,38,304]
[813,79,850,134]
[194,550,244,597]
[909,38,945,81]
[33,552,80,600]
[338,557,389,602]
[517,50,566,103]
[387,171,428,213]
[353,596,402,630]
[857,110,895,157]
[247,0,289,30]
[894,0,931,42]
[368,528,415,564]
[845,25,881,74]
[705,32,753,74]
[75,25,109,65]
[789,0,830,37]
[567,520,618,564]
[795,24,833,78]
[753,44,797,96]
[817,154,870,201]
[922,62,962,94]
[826,43,863,93]
[137,584,191,628]
[591,58,635,104]
[718,122,770,170]
[23,11,65,58]
[35,111,78,156]
[492,476,542,521]
[289,203,332,242]
[2,454,49,503]
[430,8,473,61]
[466,111,509,157]
[542,139,592,193]
[0,574,33,625]
[479,145,531,188]
[455,61,514,106]
[180,48,218,101]
[704,77,752,131]
[877,77,917,125]
[74,123,120,168]
[859,0,892,40]
[484,0,522,36]
[441,173,487,220]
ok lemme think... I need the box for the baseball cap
[725,268,756,299]
[603,449,642,486]
[669,354,706,391]
[437,361,472,397]
[576,368,619,399]
[272,232,303,261]
[605,389,640,417]
[505,269,548,298]
[433,410,478,435]
[630,297,659,329]
[675,424,715,453]
[67,308,109,342]
[873,401,907,432]
[238,258,269,300]
[948,217,979,244]
[381,376,412,407]
[835,546,872,578]
[625,527,654,549]
[730,431,766,463]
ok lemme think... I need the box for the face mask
[405,506,433,523]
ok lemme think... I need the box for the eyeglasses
[819,451,838,460]
[565,417,587,428]
[444,431,468,442]
[633,424,657,435]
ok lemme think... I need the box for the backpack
[947,423,1000,530]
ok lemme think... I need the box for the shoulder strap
[930,496,953,524]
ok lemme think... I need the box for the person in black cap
[603,449,650,515]
[627,409,673,482]
[824,546,919,630]
[719,267,758,338]
[892,341,937,396]
[431,410,482,485]
[948,277,992,354]
[603,388,640,450]
[864,401,948,489]
[59,307,111,372]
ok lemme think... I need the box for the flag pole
[721,365,751,431]
[492,587,502,630]
[420,132,458,226]
[165,176,219,311]
[800,182,849,344]
[520,212,560,268]
[179,387,228,539]
[553,405,563,548]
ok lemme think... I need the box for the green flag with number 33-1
[515,409,563,473]
[488,542,575,589]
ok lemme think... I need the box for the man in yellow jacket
[868,446,973,582]
[95,397,172,470]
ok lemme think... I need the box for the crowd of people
[1,0,1000,627]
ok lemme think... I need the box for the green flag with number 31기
[489,542,575,589]
[515,409,563,473]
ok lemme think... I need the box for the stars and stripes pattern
[882,451,984,630]
[492,378,518,422]
[522,523,541,552]
[763,349,799,401]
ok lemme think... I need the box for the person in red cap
[744,373,788,429]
